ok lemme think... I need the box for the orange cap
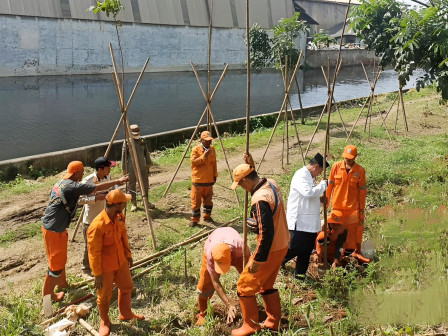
[212,243,231,274]
[201,131,213,141]
[106,189,132,205]
[63,161,84,179]
[342,145,357,159]
[231,164,254,190]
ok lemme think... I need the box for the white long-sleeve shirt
[286,166,327,232]
[78,173,111,225]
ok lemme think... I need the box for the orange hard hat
[231,164,254,190]
[200,131,213,141]
[106,189,132,205]
[342,145,357,159]
[63,161,84,179]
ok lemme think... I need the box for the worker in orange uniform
[41,161,127,315]
[195,227,251,326]
[87,189,144,336]
[326,145,370,264]
[230,154,290,336]
[190,130,218,227]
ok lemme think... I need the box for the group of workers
[40,126,369,336]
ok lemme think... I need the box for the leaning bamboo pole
[79,318,100,336]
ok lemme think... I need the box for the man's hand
[203,148,211,158]
[128,257,133,268]
[320,195,328,205]
[244,153,255,167]
[247,260,259,274]
[95,193,107,201]
[95,275,104,290]
[226,303,237,324]
[246,218,259,234]
[117,175,129,184]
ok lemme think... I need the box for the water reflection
[0,66,419,160]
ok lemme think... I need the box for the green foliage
[0,297,43,336]
[247,23,272,70]
[319,267,357,304]
[87,0,123,22]
[0,222,42,246]
[349,0,448,100]
[28,165,55,179]
[272,13,308,70]
[312,32,337,48]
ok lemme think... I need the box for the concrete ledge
[0,93,386,181]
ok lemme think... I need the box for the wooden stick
[257,50,303,171]
[287,95,305,165]
[384,92,399,121]
[284,56,289,166]
[207,0,214,133]
[399,82,409,133]
[294,76,305,125]
[132,262,162,281]
[79,318,100,336]
[323,0,351,270]
[184,248,188,288]
[346,95,370,142]
[70,206,85,242]
[304,99,328,158]
[244,0,251,267]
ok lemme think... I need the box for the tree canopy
[349,0,448,100]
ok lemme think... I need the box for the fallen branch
[79,318,100,336]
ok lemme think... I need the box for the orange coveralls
[190,144,218,222]
[237,179,290,296]
[87,210,135,320]
[326,161,367,250]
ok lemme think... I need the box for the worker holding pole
[41,161,128,313]
[326,145,370,264]
[230,154,290,335]
[87,189,144,336]
[78,157,117,274]
[190,131,218,227]
[195,227,250,326]
[121,124,155,212]
[282,153,329,278]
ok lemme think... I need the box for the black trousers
[283,230,317,276]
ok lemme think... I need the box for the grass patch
[0,222,42,246]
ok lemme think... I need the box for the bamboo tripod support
[108,44,157,250]
[346,64,392,143]
[384,81,409,134]
[257,50,304,171]
[303,59,344,159]
[162,1,240,206]
[322,0,352,270]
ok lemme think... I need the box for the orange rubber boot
[58,269,69,289]
[118,292,144,321]
[43,274,65,302]
[352,243,371,264]
[98,303,111,336]
[261,290,281,331]
[195,296,208,326]
[231,296,261,336]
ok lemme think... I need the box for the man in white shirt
[283,153,328,277]
[78,157,116,273]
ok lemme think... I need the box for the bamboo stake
[285,56,290,166]
[257,50,303,171]
[399,82,409,133]
[243,0,251,267]
[184,248,188,288]
[384,92,400,120]
[70,207,85,242]
[323,0,351,270]
[294,76,305,125]
[132,262,162,281]
[79,318,100,336]
[109,46,157,250]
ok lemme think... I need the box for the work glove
[246,218,259,234]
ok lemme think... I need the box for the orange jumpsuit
[237,179,290,296]
[190,144,218,222]
[87,210,134,315]
[326,161,367,250]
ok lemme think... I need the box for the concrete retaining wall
[0,95,366,181]
[306,49,379,68]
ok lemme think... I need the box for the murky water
[0,66,420,160]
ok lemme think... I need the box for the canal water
[0,66,419,161]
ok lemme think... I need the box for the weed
[319,267,357,304]
[0,297,43,336]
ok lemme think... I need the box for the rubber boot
[118,292,144,321]
[195,296,208,326]
[231,296,260,336]
[43,274,65,302]
[352,243,371,264]
[260,290,281,331]
[98,303,111,336]
[58,268,69,289]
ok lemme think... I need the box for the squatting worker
[41,161,128,307]
[121,124,155,212]
[326,145,370,264]
[190,130,218,227]
[87,189,144,336]
[195,227,251,326]
[230,154,290,336]
[78,157,117,274]
[282,153,328,278]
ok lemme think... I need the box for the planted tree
[312,31,337,49]
[246,23,272,70]
[349,0,448,100]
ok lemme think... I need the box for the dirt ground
[0,91,445,297]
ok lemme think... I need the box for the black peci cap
[314,153,330,169]
[94,157,116,169]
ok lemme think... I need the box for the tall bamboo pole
[323,0,351,269]
[243,0,251,266]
